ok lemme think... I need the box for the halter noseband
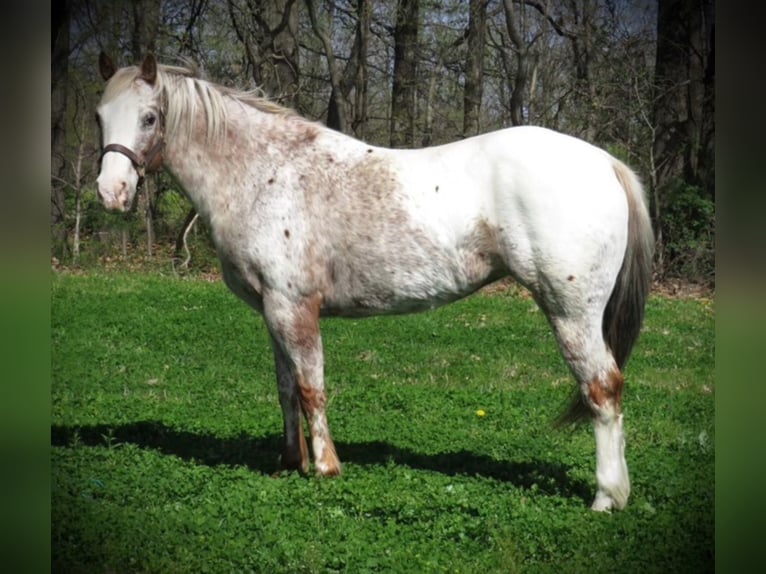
[100,109,166,184]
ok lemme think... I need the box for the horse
[95,53,653,511]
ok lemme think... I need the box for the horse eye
[143,113,156,128]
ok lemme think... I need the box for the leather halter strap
[101,143,143,172]
[99,110,166,182]
[100,138,164,180]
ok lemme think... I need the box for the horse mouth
[97,186,134,212]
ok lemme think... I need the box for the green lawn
[51,272,714,573]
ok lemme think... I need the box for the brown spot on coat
[296,372,326,414]
[587,367,624,412]
[294,371,342,476]
[287,292,323,352]
[460,218,506,284]
[299,124,319,144]
[568,275,575,281]
[284,229,291,239]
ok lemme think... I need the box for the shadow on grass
[51,421,591,503]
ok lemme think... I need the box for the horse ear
[99,51,116,81]
[140,53,157,85]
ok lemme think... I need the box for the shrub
[657,179,715,286]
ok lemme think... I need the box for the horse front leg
[264,291,341,477]
[271,336,309,474]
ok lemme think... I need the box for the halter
[99,107,166,185]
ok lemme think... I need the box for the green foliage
[52,273,714,573]
[153,187,192,237]
[658,179,715,285]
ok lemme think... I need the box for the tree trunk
[652,0,689,190]
[352,0,371,139]
[130,0,161,258]
[390,0,419,148]
[51,0,69,257]
[228,0,300,107]
[131,0,161,59]
[305,0,347,132]
[699,4,715,200]
[72,114,89,265]
[501,0,529,127]
[568,0,598,141]
[651,0,715,278]
[463,0,487,137]
[652,0,714,196]
[145,181,154,259]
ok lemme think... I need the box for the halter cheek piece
[99,109,166,186]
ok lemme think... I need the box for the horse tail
[557,158,654,426]
[603,159,654,371]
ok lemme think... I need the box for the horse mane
[103,62,298,146]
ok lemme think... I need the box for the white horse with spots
[96,54,653,511]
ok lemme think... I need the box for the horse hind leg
[585,365,630,512]
[551,315,631,511]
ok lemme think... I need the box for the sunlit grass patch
[52,272,714,573]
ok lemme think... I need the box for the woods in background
[50,0,714,285]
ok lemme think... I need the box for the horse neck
[162,99,295,221]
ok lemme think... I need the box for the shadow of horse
[51,421,591,502]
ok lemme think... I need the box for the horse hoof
[591,492,615,512]
[315,462,342,478]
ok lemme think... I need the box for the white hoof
[591,487,629,512]
[591,491,615,512]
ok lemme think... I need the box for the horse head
[95,53,165,211]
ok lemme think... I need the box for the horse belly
[319,230,503,318]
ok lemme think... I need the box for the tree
[130,0,162,258]
[228,0,300,106]
[131,0,161,59]
[51,0,70,257]
[351,0,371,139]
[324,0,373,137]
[305,0,348,131]
[51,0,714,285]
[652,0,715,279]
[567,0,601,141]
[500,0,531,127]
[463,0,487,136]
[652,0,714,198]
[390,0,419,147]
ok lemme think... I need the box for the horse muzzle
[96,171,137,212]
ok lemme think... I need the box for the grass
[51,272,714,573]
